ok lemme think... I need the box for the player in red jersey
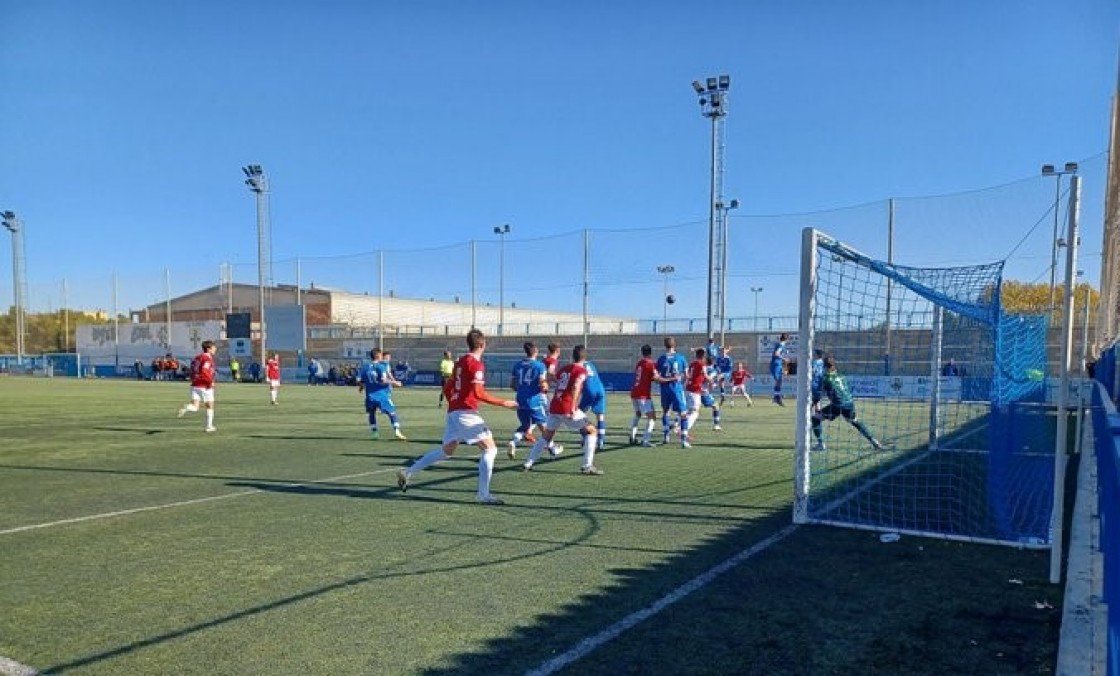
[542,342,561,385]
[177,340,218,432]
[628,344,658,446]
[397,329,517,505]
[729,361,754,406]
[682,348,710,444]
[522,344,602,475]
[265,352,281,405]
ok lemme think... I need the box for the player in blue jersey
[357,348,406,440]
[579,357,608,450]
[810,349,825,407]
[714,345,733,406]
[655,336,690,447]
[770,332,789,406]
[506,342,561,460]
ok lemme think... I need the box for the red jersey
[266,357,280,380]
[550,363,588,415]
[731,368,750,386]
[630,357,656,399]
[447,353,487,412]
[542,355,558,377]
[190,352,215,388]
[685,359,708,393]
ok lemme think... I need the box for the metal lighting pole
[1051,172,1082,584]
[493,224,510,335]
[2,211,26,365]
[657,265,675,331]
[243,165,270,362]
[1042,162,1078,313]
[751,286,763,331]
[716,198,739,346]
[693,75,730,340]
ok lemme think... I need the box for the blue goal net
[794,229,1054,546]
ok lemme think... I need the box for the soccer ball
[666,294,676,305]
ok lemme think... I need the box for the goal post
[795,228,1055,547]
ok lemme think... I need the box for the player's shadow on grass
[91,426,166,435]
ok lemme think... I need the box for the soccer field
[0,378,1061,674]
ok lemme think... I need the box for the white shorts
[631,398,654,416]
[546,411,591,433]
[685,391,702,412]
[190,387,215,404]
[442,410,493,446]
[731,384,748,395]
[268,379,280,388]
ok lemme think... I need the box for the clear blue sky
[1,0,1117,322]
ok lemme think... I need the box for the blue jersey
[512,357,547,407]
[770,340,786,380]
[580,360,607,413]
[359,361,393,396]
[656,352,687,393]
[811,357,825,399]
[715,355,732,375]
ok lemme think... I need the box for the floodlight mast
[242,165,270,362]
[2,211,26,365]
[1041,162,1079,313]
[694,74,731,340]
[493,224,511,334]
[716,198,739,346]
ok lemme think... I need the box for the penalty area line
[0,655,39,676]
[525,523,799,676]
[0,469,394,537]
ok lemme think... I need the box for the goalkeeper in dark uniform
[811,356,882,451]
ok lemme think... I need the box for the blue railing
[1093,347,1120,676]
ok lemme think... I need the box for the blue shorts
[365,393,396,414]
[701,393,717,408]
[580,391,606,415]
[660,387,685,414]
[517,402,548,430]
[770,361,784,381]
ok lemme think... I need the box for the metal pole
[256,187,267,362]
[706,115,718,339]
[296,257,301,307]
[1082,285,1091,374]
[3,212,26,364]
[378,250,384,351]
[62,278,69,352]
[1051,173,1081,584]
[1048,175,1062,314]
[113,272,120,372]
[885,198,894,374]
[164,268,171,353]
[718,203,730,348]
[470,240,477,329]
[583,228,590,347]
[499,231,505,334]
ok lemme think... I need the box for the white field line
[525,523,799,676]
[0,655,39,676]
[0,469,392,536]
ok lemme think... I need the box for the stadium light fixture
[242,165,270,361]
[1041,162,1079,313]
[657,264,675,330]
[750,286,764,331]
[493,224,511,334]
[2,210,25,364]
[694,73,731,340]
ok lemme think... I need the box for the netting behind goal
[794,228,1054,546]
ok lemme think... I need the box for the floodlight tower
[658,264,675,330]
[242,165,271,361]
[716,198,739,346]
[493,223,511,334]
[693,75,731,340]
[1041,162,1078,313]
[2,211,27,364]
